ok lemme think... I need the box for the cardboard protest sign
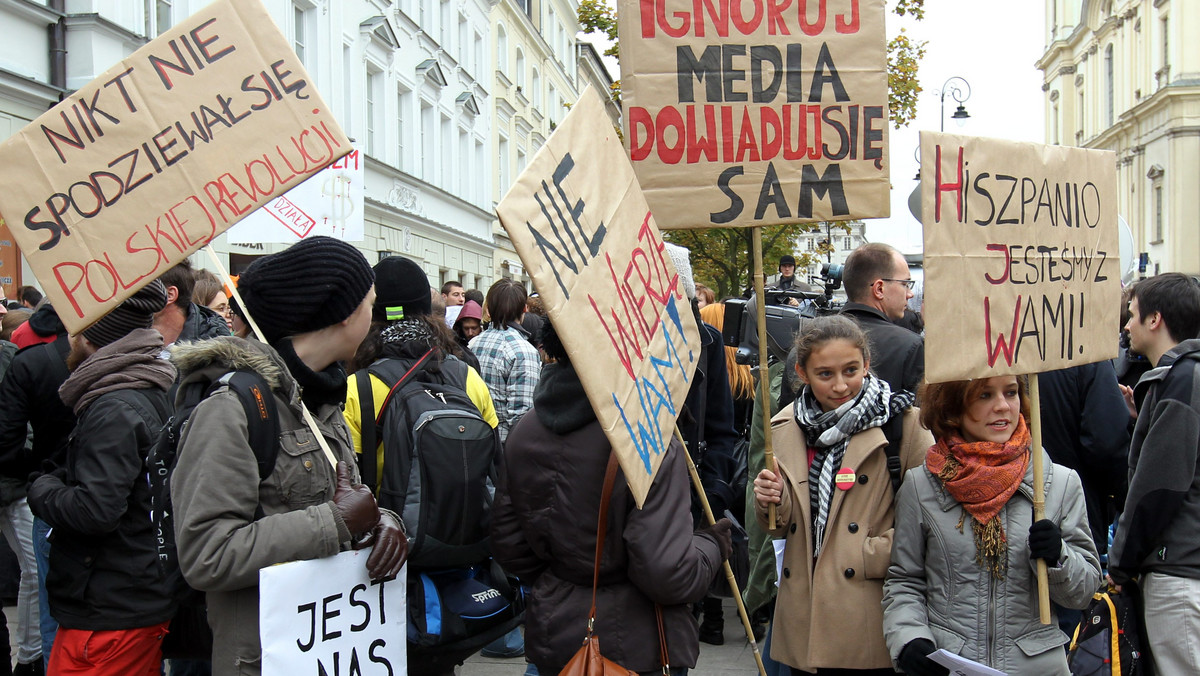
[617,0,890,229]
[921,132,1119,383]
[260,550,405,676]
[497,86,701,507]
[0,0,350,334]
[228,146,364,244]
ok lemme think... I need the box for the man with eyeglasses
[840,242,924,394]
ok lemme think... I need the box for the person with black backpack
[26,281,178,674]
[169,238,407,676]
[344,256,517,676]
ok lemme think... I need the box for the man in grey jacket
[1110,272,1200,673]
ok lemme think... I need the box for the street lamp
[938,76,972,131]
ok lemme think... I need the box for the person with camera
[840,243,923,394]
[753,315,930,675]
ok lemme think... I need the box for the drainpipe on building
[49,0,67,96]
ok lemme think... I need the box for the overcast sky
[866,0,1048,253]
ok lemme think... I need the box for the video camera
[721,263,845,365]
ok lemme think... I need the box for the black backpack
[1069,584,1154,675]
[357,349,500,569]
[147,370,280,659]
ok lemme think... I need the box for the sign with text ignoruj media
[259,550,406,676]
[616,0,890,229]
[0,0,350,334]
[496,86,701,508]
[921,132,1120,384]
[228,146,364,244]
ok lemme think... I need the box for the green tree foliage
[664,222,851,299]
[578,0,928,128]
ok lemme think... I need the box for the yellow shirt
[345,365,499,491]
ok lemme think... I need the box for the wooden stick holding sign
[751,229,778,530]
[1028,375,1051,624]
[204,245,340,470]
[674,427,767,676]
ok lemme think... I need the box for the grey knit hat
[82,280,168,347]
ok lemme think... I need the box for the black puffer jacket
[491,361,723,673]
[0,337,74,479]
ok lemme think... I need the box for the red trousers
[47,621,170,675]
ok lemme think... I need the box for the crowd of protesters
[0,236,1194,676]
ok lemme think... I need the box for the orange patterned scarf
[925,416,1031,578]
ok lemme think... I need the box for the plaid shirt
[469,325,541,443]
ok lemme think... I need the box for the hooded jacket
[490,361,723,673]
[170,337,358,676]
[1111,338,1200,583]
[882,451,1101,675]
[0,336,74,481]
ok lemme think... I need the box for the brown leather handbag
[560,453,669,676]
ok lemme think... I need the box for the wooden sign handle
[1028,373,1051,624]
[751,228,778,530]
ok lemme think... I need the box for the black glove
[1028,519,1063,565]
[897,638,948,676]
[354,511,408,581]
[697,518,733,561]
[332,462,380,538]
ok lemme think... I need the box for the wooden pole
[751,228,778,529]
[1028,373,1051,624]
[674,428,768,676]
[204,244,340,469]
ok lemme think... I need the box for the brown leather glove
[332,462,380,538]
[354,510,408,581]
[697,517,733,562]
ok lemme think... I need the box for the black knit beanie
[236,237,374,344]
[82,280,168,347]
[373,256,432,322]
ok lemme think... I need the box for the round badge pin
[835,468,856,490]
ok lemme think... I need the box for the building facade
[790,220,868,285]
[0,0,497,296]
[489,0,581,290]
[1037,0,1200,274]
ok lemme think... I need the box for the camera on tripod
[720,262,846,365]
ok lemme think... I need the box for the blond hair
[700,303,754,400]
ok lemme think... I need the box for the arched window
[531,68,541,106]
[496,24,507,74]
[515,48,526,92]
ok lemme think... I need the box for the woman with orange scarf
[882,376,1100,675]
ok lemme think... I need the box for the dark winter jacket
[679,321,740,520]
[491,361,723,674]
[0,336,74,480]
[26,332,175,631]
[840,302,924,394]
[178,302,231,344]
[1038,362,1131,553]
[1111,339,1200,584]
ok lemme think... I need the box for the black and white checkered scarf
[794,374,915,557]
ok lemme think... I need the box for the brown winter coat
[490,363,723,673]
[755,406,931,672]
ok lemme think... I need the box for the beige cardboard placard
[921,132,1119,384]
[0,0,349,334]
[497,87,701,507]
[617,0,890,229]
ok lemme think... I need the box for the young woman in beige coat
[754,315,932,674]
